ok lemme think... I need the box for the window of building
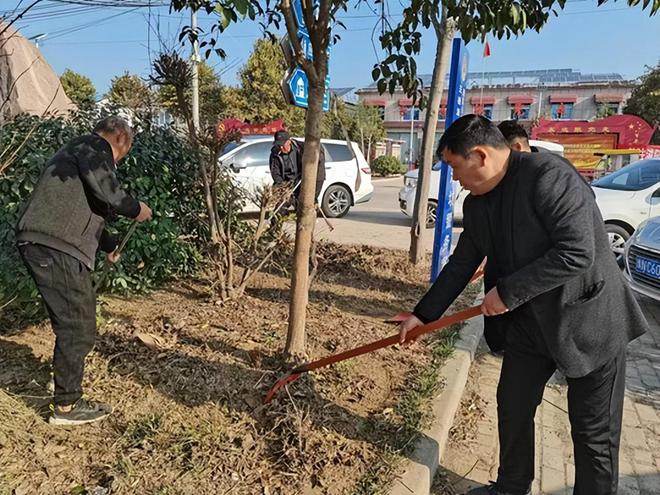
[510,104,531,120]
[600,102,620,115]
[550,102,573,120]
[473,104,494,119]
[438,105,447,121]
[402,106,420,121]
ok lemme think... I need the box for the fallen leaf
[135,332,169,351]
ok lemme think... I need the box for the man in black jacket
[269,130,326,205]
[16,116,152,426]
[399,115,647,495]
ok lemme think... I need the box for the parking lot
[315,176,462,251]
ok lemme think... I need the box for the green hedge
[0,114,203,325]
[371,155,406,176]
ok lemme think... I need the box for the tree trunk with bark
[409,11,456,264]
[284,81,325,359]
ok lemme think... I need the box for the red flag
[483,40,491,58]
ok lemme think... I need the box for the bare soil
[1,243,478,495]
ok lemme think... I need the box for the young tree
[374,0,660,264]
[352,102,386,162]
[624,60,660,144]
[158,60,225,126]
[107,71,154,115]
[229,38,306,134]
[170,0,346,359]
[60,69,96,109]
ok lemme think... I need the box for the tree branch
[0,0,43,39]
[280,0,317,80]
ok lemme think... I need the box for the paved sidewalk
[437,295,660,494]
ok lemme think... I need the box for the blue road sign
[293,0,308,36]
[430,38,469,282]
[285,0,330,112]
[288,67,309,108]
[298,32,313,61]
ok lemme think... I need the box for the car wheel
[426,200,437,228]
[322,184,351,218]
[605,224,630,265]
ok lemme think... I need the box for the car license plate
[635,255,660,280]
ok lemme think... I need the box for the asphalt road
[315,176,462,252]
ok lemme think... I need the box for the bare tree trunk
[409,11,455,264]
[284,82,325,360]
[360,128,365,156]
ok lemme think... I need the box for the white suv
[220,137,374,217]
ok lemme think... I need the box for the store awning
[594,94,624,103]
[549,94,577,103]
[470,96,496,105]
[508,95,534,104]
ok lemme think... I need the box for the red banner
[532,115,656,149]
[641,145,660,160]
[217,119,286,138]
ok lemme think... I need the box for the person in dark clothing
[16,116,152,426]
[498,120,540,153]
[269,130,326,206]
[398,115,648,495]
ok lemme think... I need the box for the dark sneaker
[466,482,531,495]
[49,398,113,426]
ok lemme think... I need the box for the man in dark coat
[399,115,647,495]
[16,116,152,425]
[269,130,326,205]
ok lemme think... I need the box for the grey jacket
[16,134,140,268]
[414,151,648,378]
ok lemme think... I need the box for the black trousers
[496,319,626,495]
[19,243,97,406]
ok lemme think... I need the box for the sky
[4,0,660,98]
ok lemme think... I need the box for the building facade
[354,69,636,164]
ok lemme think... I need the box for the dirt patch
[1,243,479,495]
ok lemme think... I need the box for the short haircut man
[16,115,152,425]
[400,114,648,495]
[498,120,532,152]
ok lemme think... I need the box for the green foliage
[371,155,406,176]
[0,115,81,322]
[60,69,96,109]
[158,60,225,127]
[373,0,660,105]
[223,39,306,134]
[107,72,155,113]
[97,127,203,294]
[0,113,204,325]
[323,100,385,159]
[624,60,660,144]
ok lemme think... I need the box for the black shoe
[466,482,531,495]
[49,398,113,426]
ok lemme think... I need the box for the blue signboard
[288,67,309,108]
[430,38,469,282]
[285,0,330,112]
[293,0,308,36]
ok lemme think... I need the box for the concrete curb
[389,316,485,495]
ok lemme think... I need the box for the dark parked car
[624,216,660,301]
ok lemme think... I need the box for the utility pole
[191,8,200,132]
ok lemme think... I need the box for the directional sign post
[430,38,469,282]
[280,0,330,112]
